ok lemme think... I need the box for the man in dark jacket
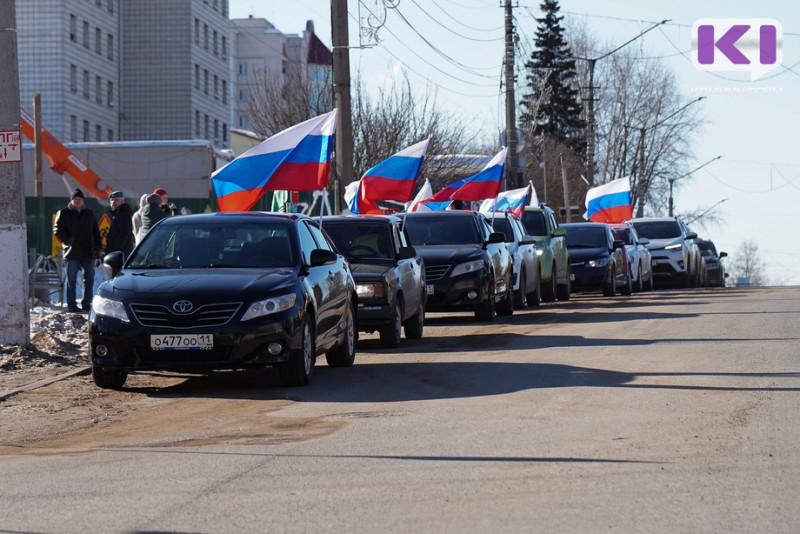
[53,188,103,312]
[105,191,135,258]
[140,193,168,237]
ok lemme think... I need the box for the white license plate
[570,273,576,281]
[150,334,213,350]
[426,284,434,295]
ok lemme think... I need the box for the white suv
[629,217,700,287]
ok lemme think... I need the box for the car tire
[281,314,316,386]
[326,302,356,367]
[682,272,691,289]
[403,296,425,339]
[635,263,644,293]
[527,271,541,306]
[603,266,617,296]
[92,365,127,389]
[541,263,557,302]
[475,275,496,322]
[379,299,403,349]
[647,270,655,291]
[556,265,571,301]
[621,269,633,295]
[513,269,526,309]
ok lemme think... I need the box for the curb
[0,366,91,402]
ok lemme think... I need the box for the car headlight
[587,257,609,268]
[535,243,546,256]
[92,295,130,323]
[356,282,386,299]
[451,259,485,277]
[241,293,297,321]
[665,244,683,251]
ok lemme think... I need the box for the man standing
[105,191,135,258]
[153,187,176,216]
[140,193,168,237]
[53,188,103,312]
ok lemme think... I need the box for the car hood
[102,268,298,301]
[645,237,683,250]
[567,247,609,262]
[414,245,483,266]
[348,262,392,281]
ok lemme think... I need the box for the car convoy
[88,208,728,390]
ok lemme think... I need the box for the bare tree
[730,240,767,286]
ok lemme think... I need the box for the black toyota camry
[89,212,356,389]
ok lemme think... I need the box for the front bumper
[650,249,687,279]
[570,263,608,289]
[424,270,488,313]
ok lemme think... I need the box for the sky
[229,0,800,286]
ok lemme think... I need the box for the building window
[204,114,209,139]
[107,34,114,61]
[195,64,200,90]
[95,76,102,103]
[83,21,90,48]
[108,129,114,141]
[203,24,208,50]
[70,65,77,92]
[222,80,227,104]
[96,0,102,6]
[70,15,77,42]
[213,31,218,55]
[107,81,114,107]
[238,115,248,129]
[204,70,209,94]
[194,18,199,44]
[214,119,219,142]
[221,36,227,58]
[83,70,90,98]
[83,120,90,142]
[96,124,102,142]
[213,75,218,99]
[95,28,102,54]
[221,1,226,16]
[238,62,248,75]
[239,88,249,102]
[70,115,77,142]
[222,123,227,143]
[195,110,200,136]
[107,0,114,14]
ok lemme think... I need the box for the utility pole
[0,2,31,344]
[585,59,596,186]
[331,0,354,214]
[503,0,518,189]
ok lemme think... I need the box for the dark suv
[89,213,357,389]
[322,215,426,348]
[404,210,514,321]
[696,238,728,287]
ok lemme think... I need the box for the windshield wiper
[131,264,169,269]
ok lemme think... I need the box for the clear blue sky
[230,0,800,285]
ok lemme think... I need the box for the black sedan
[89,212,356,389]
[562,222,629,296]
[404,210,514,321]
[323,215,426,348]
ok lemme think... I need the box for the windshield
[632,221,681,239]
[564,226,607,248]
[491,218,515,243]
[405,216,482,246]
[128,221,295,268]
[613,228,634,245]
[520,211,547,236]
[324,223,395,261]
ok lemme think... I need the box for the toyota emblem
[172,300,194,313]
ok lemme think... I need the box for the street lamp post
[668,155,723,217]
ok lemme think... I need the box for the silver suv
[629,217,700,287]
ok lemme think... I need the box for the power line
[428,0,503,32]
[409,0,504,42]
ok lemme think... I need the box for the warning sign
[0,130,22,163]
[98,213,111,249]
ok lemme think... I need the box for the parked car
[404,210,514,321]
[561,222,629,296]
[322,215,426,348]
[519,204,571,302]
[611,223,654,292]
[490,212,542,308]
[629,217,701,288]
[696,238,728,287]
[89,212,357,389]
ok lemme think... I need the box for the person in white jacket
[131,193,149,244]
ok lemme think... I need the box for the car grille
[130,302,242,329]
[425,265,450,282]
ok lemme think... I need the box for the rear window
[491,218,515,243]
[613,228,634,245]
[324,222,395,260]
[632,221,681,239]
[520,211,547,236]
[405,216,482,246]
[563,226,607,248]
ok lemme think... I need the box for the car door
[513,217,538,290]
[480,216,511,293]
[548,210,569,283]
[393,222,421,320]
[307,221,350,348]
[297,221,337,350]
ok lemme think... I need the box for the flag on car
[584,176,633,223]
[361,139,429,202]
[479,185,530,217]
[424,147,508,205]
[211,109,337,212]
[406,178,433,212]
[344,179,381,215]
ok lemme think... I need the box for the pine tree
[520,0,585,154]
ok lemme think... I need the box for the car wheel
[527,271,541,307]
[92,365,127,389]
[513,269,526,309]
[556,265,571,301]
[603,266,617,296]
[541,263,557,302]
[403,295,425,339]
[682,272,691,289]
[326,302,356,367]
[635,263,644,293]
[647,270,655,291]
[621,268,633,295]
[475,275,496,322]
[379,298,403,348]
[281,314,315,386]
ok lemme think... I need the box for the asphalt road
[1,287,798,533]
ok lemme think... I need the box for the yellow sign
[98,213,111,249]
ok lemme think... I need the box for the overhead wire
[409,0,503,42]
[428,0,503,32]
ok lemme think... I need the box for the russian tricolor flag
[211,110,337,212]
[423,147,508,207]
[344,180,381,215]
[478,185,530,217]
[584,177,633,223]
[361,139,429,202]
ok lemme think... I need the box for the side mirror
[686,232,698,240]
[552,227,566,237]
[719,251,728,258]
[103,251,125,278]
[310,248,337,267]
[638,237,650,245]
[486,232,505,245]
[520,236,536,245]
[612,239,625,250]
[397,246,416,260]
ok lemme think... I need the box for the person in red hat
[153,187,176,216]
[53,188,102,312]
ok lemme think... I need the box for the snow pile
[0,305,89,372]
